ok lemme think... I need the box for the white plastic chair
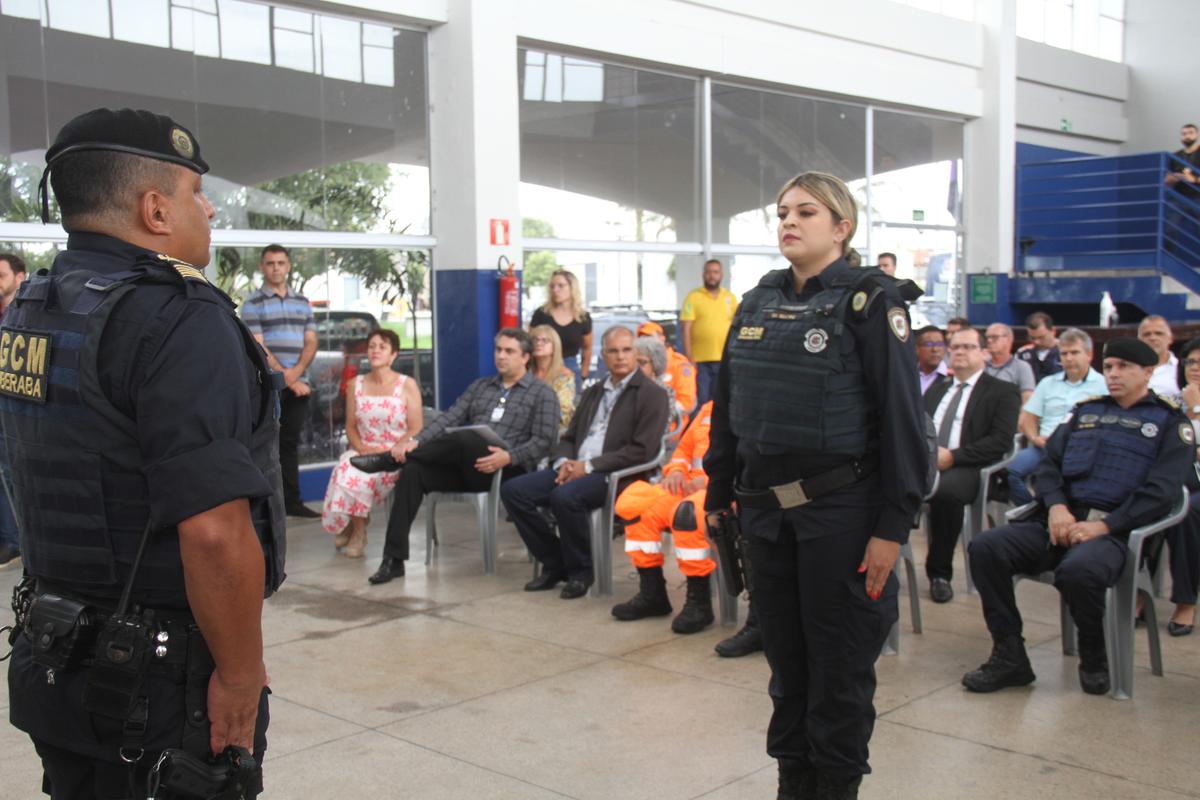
[423,469,505,575]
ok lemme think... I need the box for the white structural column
[964,0,1017,286]
[427,0,523,402]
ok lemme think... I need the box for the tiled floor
[2,505,1198,799]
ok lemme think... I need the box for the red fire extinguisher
[497,255,520,329]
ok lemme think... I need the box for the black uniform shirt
[705,259,927,543]
[1035,391,1193,535]
[59,232,273,528]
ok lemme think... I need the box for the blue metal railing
[1015,152,1200,293]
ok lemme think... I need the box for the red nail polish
[857,564,867,573]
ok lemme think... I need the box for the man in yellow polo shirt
[680,258,737,405]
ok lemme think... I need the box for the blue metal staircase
[1002,151,1200,324]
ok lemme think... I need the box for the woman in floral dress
[322,328,423,556]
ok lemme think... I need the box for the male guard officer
[0,108,285,797]
[963,337,1192,696]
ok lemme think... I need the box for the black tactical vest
[0,256,286,607]
[727,267,881,457]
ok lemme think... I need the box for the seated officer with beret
[1,109,284,796]
[962,337,1194,696]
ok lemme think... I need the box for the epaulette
[154,253,209,284]
[1075,395,1108,406]
[1152,392,1181,411]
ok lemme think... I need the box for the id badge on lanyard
[491,387,511,422]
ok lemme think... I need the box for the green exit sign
[912,209,925,222]
[970,275,997,305]
[1060,118,1073,132]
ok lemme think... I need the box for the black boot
[611,567,672,620]
[368,557,405,585]
[815,772,862,800]
[962,634,1036,692]
[714,622,763,658]
[671,575,715,634]
[1077,631,1110,695]
[777,758,817,800]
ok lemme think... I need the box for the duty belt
[735,455,878,510]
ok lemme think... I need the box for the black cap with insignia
[1102,337,1158,367]
[38,108,209,223]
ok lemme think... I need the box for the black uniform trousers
[1162,492,1200,606]
[381,430,520,562]
[741,486,898,780]
[968,521,1127,638]
[925,466,980,581]
[9,637,270,800]
[279,387,309,508]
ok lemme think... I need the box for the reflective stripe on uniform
[675,546,711,561]
[625,539,663,554]
[691,457,703,470]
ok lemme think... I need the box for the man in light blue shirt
[1008,328,1108,504]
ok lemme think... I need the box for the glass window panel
[872,110,964,229]
[1,0,43,20]
[941,0,975,21]
[712,83,866,246]
[274,28,314,72]
[1099,0,1123,19]
[1098,16,1123,62]
[1072,0,1100,56]
[1017,0,1046,41]
[1044,1,1074,49]
[47,0,110,36]
[319,15,362,83]
[726,252,788,301]
[907,0,941,12]
[362,23,391,47]
[520,49,700,245]
[218,0,271,65]
[274,7,311,32]
[871,226,961,318]
[363,45,394,87]
[113,0,170,47]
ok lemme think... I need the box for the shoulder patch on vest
[155,253,209,284]
[1180,422,1195,445]
[851,291,868,313]
[886,307,909,342]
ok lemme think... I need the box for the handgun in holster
[706,510,754,597]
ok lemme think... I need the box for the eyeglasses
[917,342,945,349]
[1185,358,1200,368]
[949,343,981,352]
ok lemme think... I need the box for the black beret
[38,108,208,223]
[46,108,209,174]
[1103,337,1158,367]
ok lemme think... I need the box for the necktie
[937,383,966,448]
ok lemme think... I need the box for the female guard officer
[704,172,927,800]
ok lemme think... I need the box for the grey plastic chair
[423,469,505,575]
[884,471,937,655]
[1006,487,1189,700]
[587,448,665,597]
[960,435,1022,595]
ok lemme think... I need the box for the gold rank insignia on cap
[170,126,195,159]
[851,291,868,313]
[157,253,208,283]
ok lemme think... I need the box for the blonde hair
[530,324,568,384]
[776,171,858,257]
[540,269,587,323]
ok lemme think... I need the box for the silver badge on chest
[804,328,829,354]
[1141,422,1159,438]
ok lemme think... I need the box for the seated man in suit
[963,338,1193,695]
[924,327,1021,603]
[363,328,560,584]
[502,326,670,598]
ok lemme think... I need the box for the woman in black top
[530,269,592,388]
[704,171,926,800]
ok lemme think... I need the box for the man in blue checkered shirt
[241,244,319,518]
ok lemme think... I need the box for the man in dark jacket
[502,326,670,598]
[924,327,1021,602]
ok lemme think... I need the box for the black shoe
[350,453,401,473]
[286,503,321,519]
[715,624,763,658]
[671,575,715,634]
[368,557,405,585]
[524,572,565,592]
[930,577,954,604]
[0,544,20,569]
[560,579,591,599]
[814,772,862,800]
[1167,620,1194,637]
[962,634,1036,692]
[1077,633,1110,695]
[611,567,672,620]
[777,758,817,800]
